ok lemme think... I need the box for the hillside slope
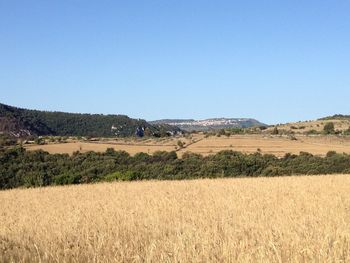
[265,117,350,134]
[0,103,180,138]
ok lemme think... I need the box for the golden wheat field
[1,175,350,262]
[24,136,194,156]
[25,134,350,157]
[180,135,350,157]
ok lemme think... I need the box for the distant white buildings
[167,118,248,127]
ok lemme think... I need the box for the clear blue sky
[1,1,349,124]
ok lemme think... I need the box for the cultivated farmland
[25,134,350,157]
[179,134,350,157]
[1,175,349,262]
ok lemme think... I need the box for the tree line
[1,147,350,190]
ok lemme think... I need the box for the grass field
[25,134,350,157]
[1,175,349,262]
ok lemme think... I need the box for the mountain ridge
[150,118,266,131]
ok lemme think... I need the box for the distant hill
[264,115,350,134]
[0,103,180,138]
[150,118,266,131]
[319,115,350,121]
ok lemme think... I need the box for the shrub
[323,122,335,134]
[272,127,279,135]
[104,172,122,182]
[133,152,151,162]
[119,171,140,181]
[343,128,350,136]
[326,151,337,158]
[54,173,80,185]
[218,129,226,136]
[35,137,45,145]
[177,140,185,148]
[262,166,287,176]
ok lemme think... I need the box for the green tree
[323,122,335,134]
[218,129,226,136]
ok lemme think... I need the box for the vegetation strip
[1,147,350,190]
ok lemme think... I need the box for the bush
[262,166,288,176]
[323,122,335,134]
[177,140,185,148]
[118,171,141,181]
[54,173,80,185]
[343,128,350,136]
[218,129,226,136]
[326,151,337,158]
[272,127,279,135]
[104,172,122,182]
[35,137,45,145]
